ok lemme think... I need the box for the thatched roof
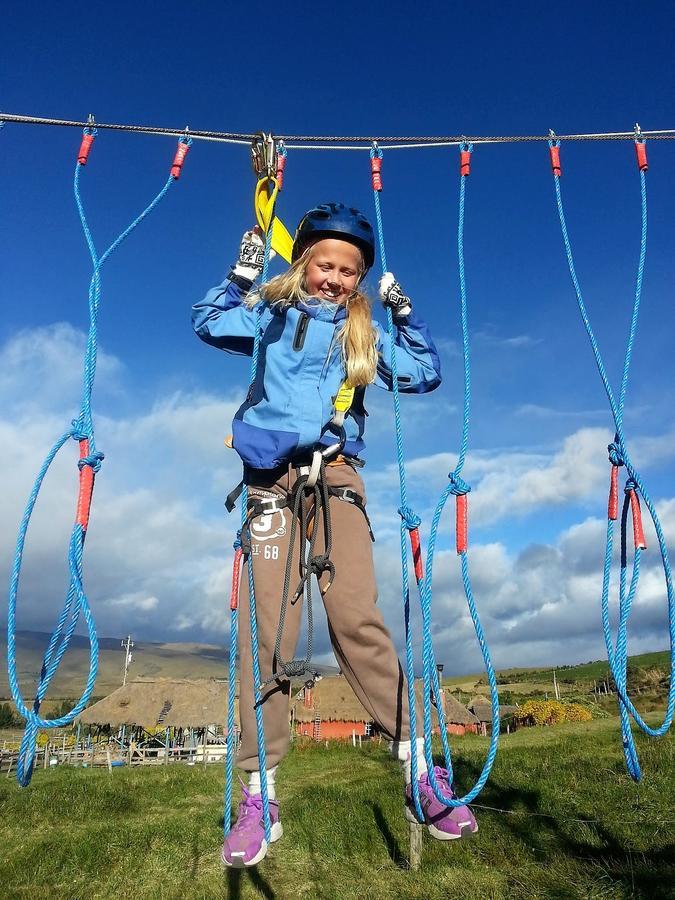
[77,678,238,728]
[294,676,370,723]
[294,677,478,726]
[442,691,481,726]
[469,697,518,722]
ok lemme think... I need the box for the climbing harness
[548,127,675,780]
[369,144,499,817]
[7,123,189,786]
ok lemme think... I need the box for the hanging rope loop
[7,126,181,787]
[549,123,674,782]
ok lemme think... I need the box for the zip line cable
[2,112,675,149]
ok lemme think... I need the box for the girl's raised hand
[233,226,276,282]
[379,272,412,317]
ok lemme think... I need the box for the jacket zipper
[293,312,310,351]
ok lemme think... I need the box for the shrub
[513,700,592,727]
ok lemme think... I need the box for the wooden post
[409,821,423,870]
[106,748,113,774]
[127,740,134,767]
[90,744,95,769]
[5,757,13,779]
[43,743,48,769]
[164,729,169,766]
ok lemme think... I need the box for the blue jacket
[192,276,442,470]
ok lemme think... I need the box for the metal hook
[634,122,643,141]
[251,131,277,178]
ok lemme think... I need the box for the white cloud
[2,324,673,677]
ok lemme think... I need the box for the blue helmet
[292,202,376,271]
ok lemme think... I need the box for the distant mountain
[0,630,339,700]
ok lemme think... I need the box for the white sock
[390,738,427,784]
[248,766,277,801]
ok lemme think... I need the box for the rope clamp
[251,132,278,178]
[370,142,383,191]
[409,527,424,581]
[77,114,97,165]
[634,124,648,172]
[276,141,287,190]
[230,546,244,611]
[548,130,562,177]
[459,139,472,177]
[627,485,647,550]
[170,128,191,179]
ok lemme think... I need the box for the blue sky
[2,1,675,676]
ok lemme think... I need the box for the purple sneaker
[405,767,478,840]
[221,785,283,867]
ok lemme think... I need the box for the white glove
[379,272,412,317]
[232,227,275,282]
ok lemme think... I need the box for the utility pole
[121,635,134,686]
[553,668,560,701]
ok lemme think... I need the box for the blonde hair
[246,249,378,387]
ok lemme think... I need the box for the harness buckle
[336,488,357,504]
[257,496,284,516]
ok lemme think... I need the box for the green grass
[491,652,670,687]
[1,719,674,899]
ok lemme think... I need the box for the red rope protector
[276,154,286,190]
[456,494,468,554]
[170,140,190,179]
[628,488,647,550]
[230,546,244,610]
[77,133,95,166]
[75,440,95,529]
[460,149,471,177]
[608,465,619,521]
[371,155,383,191]
[634,141,648,172]
[549,144,562,177]
[409,527,424,582]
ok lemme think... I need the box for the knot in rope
[398,506,421,530]
[308,554,335,582]
[77,450,105,473]
[278,660,308,678]
[233,532,242,551]
[70,419,90,441]
[624,478,638,494]
[608,440,625,467]
[448,473,471,496]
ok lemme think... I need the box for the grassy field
[1,719,673,899]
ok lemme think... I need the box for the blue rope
[224,193,276,844]
[549,138,675,780]
[421,144,500,807]
[7,130,182,786]
[370,145,424,822]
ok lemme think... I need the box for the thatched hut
[468,696,518,731]
[293,677,371,740]
[293,677,479,740]
[77,678,238,730]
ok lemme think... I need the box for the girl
[192,203,477,867]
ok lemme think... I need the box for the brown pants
[237,461,419,771]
